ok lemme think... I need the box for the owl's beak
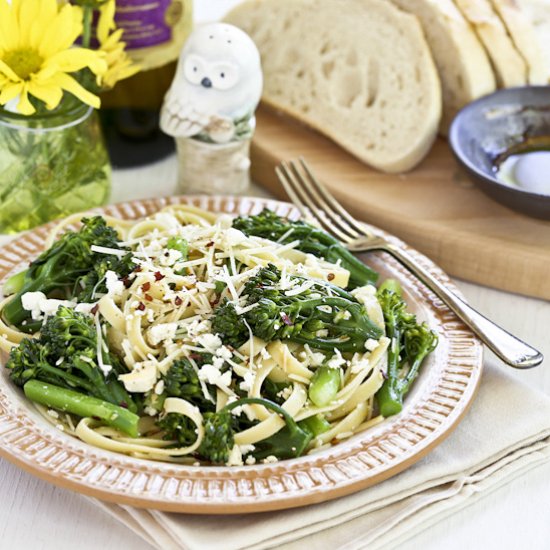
[201,77,212,88]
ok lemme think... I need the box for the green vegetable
[308,366,341,407]
[212,264,382,351]
[377,278,402,295]
[24,380,139,437]
[2,216,133,332]
[299,414,331,437]
[166,236,189,260]
[156,412,198,447]
[197,397,312,464]
[232,209,378,288]
[375,289,438,417]
[6,306,137,412]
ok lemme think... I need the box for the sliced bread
[490,0,550,83]
[225,0,442,173]
[454,0,528,87]
[389,0,496,133]
[520,0,550,82]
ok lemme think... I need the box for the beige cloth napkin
[93,359,550,550]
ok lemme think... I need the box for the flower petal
[0,81,23,105]
[0,2,20,52]
[38,4,82,58]
[44,48,107,76]
[27,79,63,110]
[97,0,116,44]
[55,72,100,109]
[16,84,35,115]
[0,59,21,82]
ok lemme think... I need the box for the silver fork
[276,158,543,369]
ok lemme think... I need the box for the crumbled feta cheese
[224,227,248,246]
[239,444,255,455]
[226,444,243,466]
[47,409,59,419]
[277,386,293,401]
[365,338,379,352]
[21,291,75,320]
[197,333,222,351]
[239,371,255,393]
[159,249,182,267]
[216,346,233,361]
[198,363,231,387]
[245,455,257,465]
[74,303,96,315]
[105,270,124,297]
[262,455,279,464]
[327,349,346,369]
[119,361,158,393]
[350,354,370,374]
[148,323,178,345]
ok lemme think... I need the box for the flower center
[4,49,43,80]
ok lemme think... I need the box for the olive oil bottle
[100,0,193,167]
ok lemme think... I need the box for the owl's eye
[211,63,238,90]
[183,54,204,85]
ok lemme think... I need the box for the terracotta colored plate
[0,196,483,513]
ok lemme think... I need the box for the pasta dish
[0,205,437,466]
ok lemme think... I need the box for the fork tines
[275,158,369,244]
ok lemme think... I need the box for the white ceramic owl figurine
[161,23,263,144]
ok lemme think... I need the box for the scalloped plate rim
[0,195,483,513]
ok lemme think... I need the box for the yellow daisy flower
[96,0,140,90]
[0,0,107,115]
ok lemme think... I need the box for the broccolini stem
[308,366,341,407]
[223,397,298,427]
[24,380,140,437]
[3,269,27,296]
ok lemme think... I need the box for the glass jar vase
[0,99,111,234]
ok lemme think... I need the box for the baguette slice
[520,0,550,82]
[454,0,528,87]
[389,0,496,133]
[226,0,442,173]
[490,0,550,83]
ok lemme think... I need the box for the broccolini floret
[375,288,438,417]
[212,264,382,352]
[232,209,378,289]
[6,306,137,413]
[2,216,132,331]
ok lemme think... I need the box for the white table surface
[2,3,550,548]
[2,154,550,550]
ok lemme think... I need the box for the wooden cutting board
[250,105,550,301]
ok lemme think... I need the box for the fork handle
[382,243,543,369]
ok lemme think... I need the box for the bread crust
[454,0,527,87]
[489,0,549,83]
[389,0,495,133]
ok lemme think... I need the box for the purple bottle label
[115,0,180,49]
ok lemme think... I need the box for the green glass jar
[0,98,111,234]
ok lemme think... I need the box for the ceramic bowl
[449,86,550,219]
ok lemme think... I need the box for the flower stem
[82,6,93,48]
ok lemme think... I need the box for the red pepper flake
[136,302,145,311]
[280,312,293,326]
[206,241,215,248]
[141,281,151,292]
[327,273,335,281]
[154,271,165,281]
[174,296,183,306]
[144,293,153,302]
[91,304,99,315]
[134,266,142,273]
[209,297,220,307]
